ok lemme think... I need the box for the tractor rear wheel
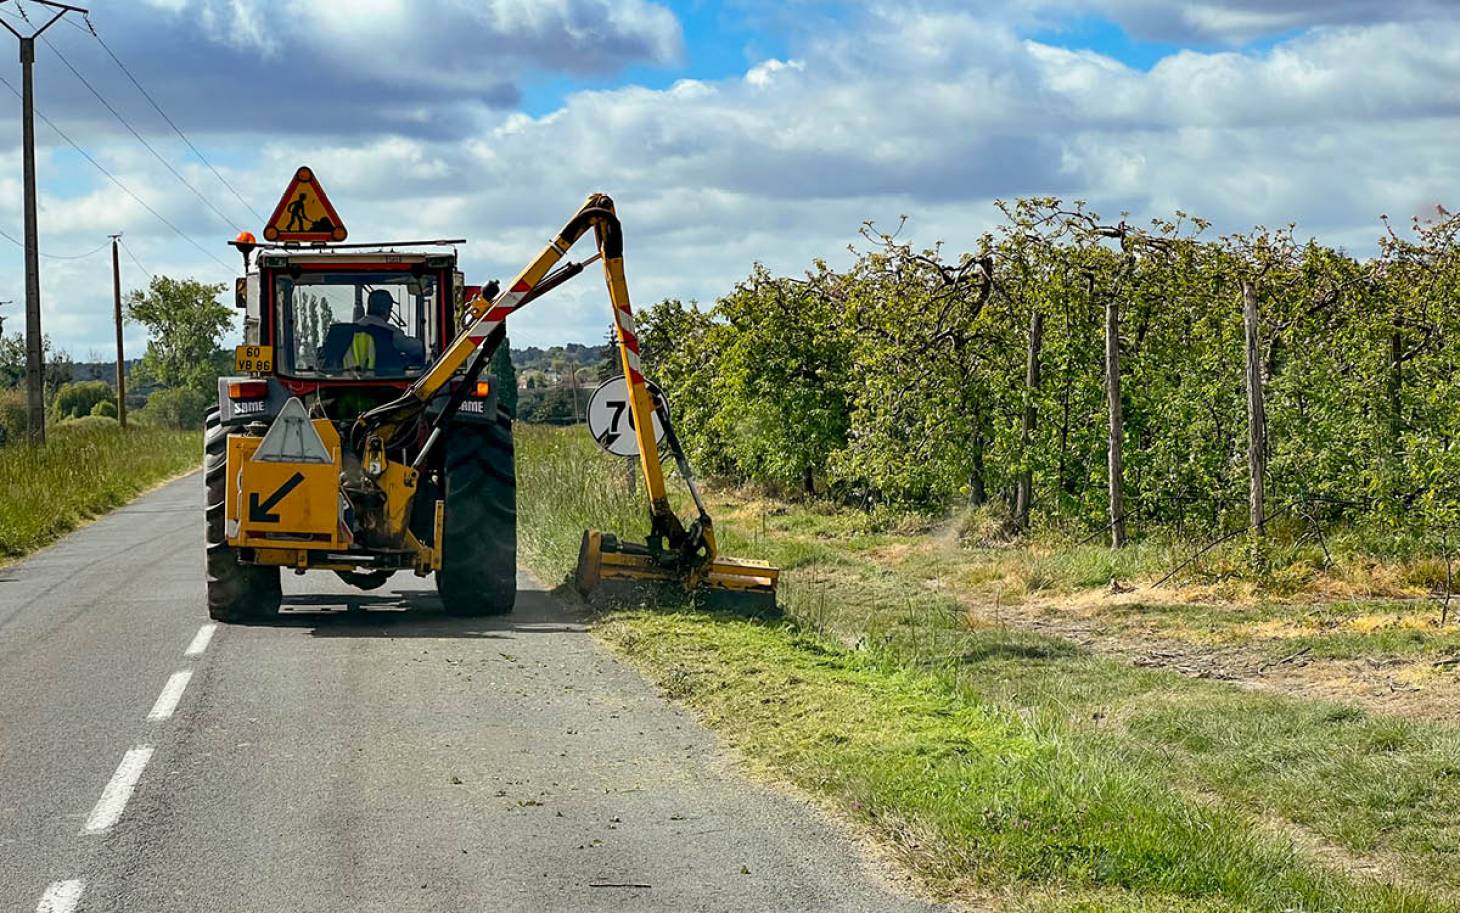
[435,406,516,616]
[204,410,282,623]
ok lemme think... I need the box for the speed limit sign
[586,376,666,457]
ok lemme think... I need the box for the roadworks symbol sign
[263,166,347,243]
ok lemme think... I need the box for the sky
[0,0,1456,357]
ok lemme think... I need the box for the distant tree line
[507,337,613,425]
[0,275,233,442]
[637,199,1460,543]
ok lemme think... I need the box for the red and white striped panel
[465,278,533,346]
[613,300,645,384]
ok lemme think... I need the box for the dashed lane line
[146,670,193,722]
[83,747,154,835]
[39,617,213,902]
[183,623,217,657]
[34,879,84,913]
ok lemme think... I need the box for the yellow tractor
[205,172,776,622]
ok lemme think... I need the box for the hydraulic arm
[355,194,777,596]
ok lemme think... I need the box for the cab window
[274,271,439,378]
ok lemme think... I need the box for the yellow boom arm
[355,194,715,572]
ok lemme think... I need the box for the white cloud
[154,0,682,80]
[4,4,1459,357]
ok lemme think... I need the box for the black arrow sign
[248,472,306,524]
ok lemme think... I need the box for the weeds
[0,424,198,558]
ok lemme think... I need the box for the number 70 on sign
[585,376,666,457]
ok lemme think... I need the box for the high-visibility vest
[343,331,376,371]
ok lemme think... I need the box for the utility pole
[110,234,126,428]
[1,0,89,444]
[567,365,583,423]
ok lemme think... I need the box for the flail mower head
[574,529,779,599]
[570,376,778,606]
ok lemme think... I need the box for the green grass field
[0,423,199,559]
[516,423,1460,912]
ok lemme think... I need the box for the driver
[358,290,425,366]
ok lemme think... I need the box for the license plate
[235,345,273,374]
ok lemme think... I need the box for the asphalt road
[0,474,938,913]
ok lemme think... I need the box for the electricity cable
[0,70,232,272]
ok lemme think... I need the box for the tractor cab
[221,165,481,428]
[228,249,470,426]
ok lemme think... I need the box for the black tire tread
[204,409,282,623]
[435,407,516,616]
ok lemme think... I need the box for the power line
[36,29,245,233]
[77,12,265,225]
[117,236,151,280]
[0,227,109,259]
[0,71,233,272]
[4,5,242,232]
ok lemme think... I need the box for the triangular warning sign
[253,397,332,463]
[263,166,347,243]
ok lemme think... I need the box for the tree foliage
[126,276,232,395]
[491,336,518,417]
[638,199,1460,537]
[0,332,73,392]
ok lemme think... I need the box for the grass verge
[516,424,1458,912]
[0,424,198,559]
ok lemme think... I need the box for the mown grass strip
[596,609,1437,912]
[516,424,1452,911]
[0,425,198,558]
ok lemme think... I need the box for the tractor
[204,174,775,623]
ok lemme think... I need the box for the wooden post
[20,36,44,444]
[1015,308,1044,530]
[1243,280,1266,533]
[1389,324,1403,476]
[4,5,92,442]
[111,235,127,428]
[1105,295,1127,548]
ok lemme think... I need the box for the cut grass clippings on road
[0,424,199,559]
[516,424,1457,912]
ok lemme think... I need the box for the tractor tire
[435,406,517,616]
[204,410,282,623]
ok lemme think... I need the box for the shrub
[51,380,113,420]
[91,399,118,418]
[136,386,209,430]
[0,388,27,444]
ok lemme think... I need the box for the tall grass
[516,423,651,580]
[0,423,198,558]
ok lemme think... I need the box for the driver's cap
[366,290,394,316]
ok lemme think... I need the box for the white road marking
[183,623,217,656]
[146,670,193,722]
[35,879,84,913]
[83,747,153,834]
